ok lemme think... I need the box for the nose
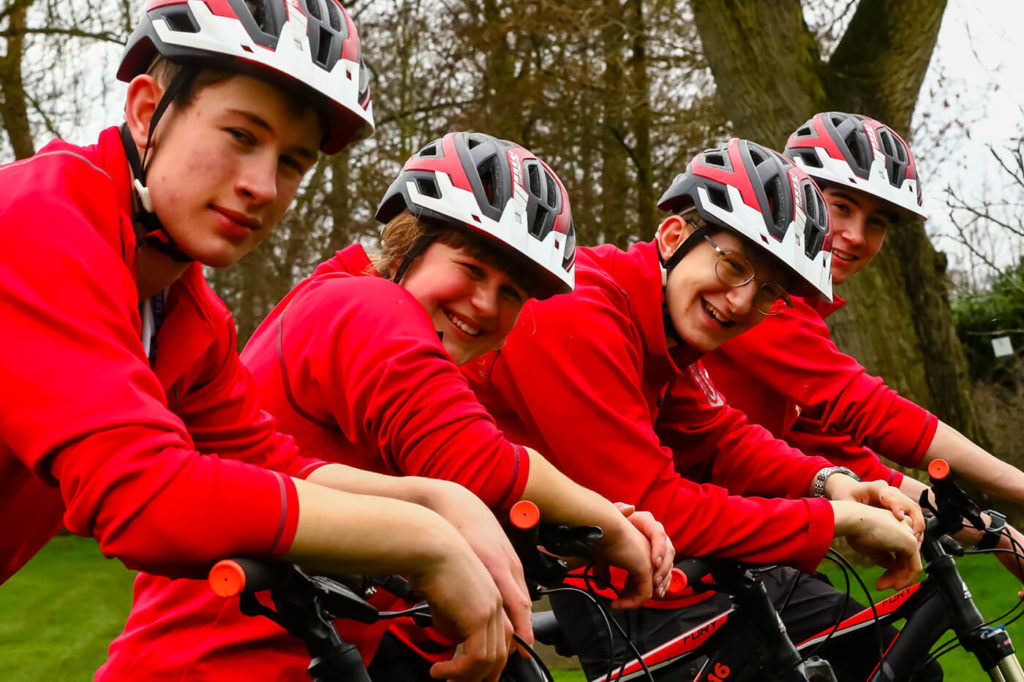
[236,153,279,206]
[837,214,868,247]
[470,281,500,318]
[724,280,758,316]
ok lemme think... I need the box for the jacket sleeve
[787,417,904,487]
[655,361,836,500]
[716,300,938,467]
[485,284,834,573]
[268,275,529,511]
[0,175,298,578]
[171,300,326,479]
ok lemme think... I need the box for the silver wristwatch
[810,466,860,497]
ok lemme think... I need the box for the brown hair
[147,57,234,109]
[146,56,323,126]
[371,210,547,298]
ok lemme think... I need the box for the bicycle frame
[794,545,1023,681]
[589,562,835,682]
[590,461,1024,682]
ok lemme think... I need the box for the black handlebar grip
[673,558,716,593]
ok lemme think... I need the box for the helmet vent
[306,0,322,21]
[795,124,812,138]
[467,136,484,150]
[794,150,822,168]
[247,1,270,31]
[764,175,784,223]
[706,186,730,210]
[527,164,541,196]
[530,210,549,238]
[325,1,343,31]
[315,26,333,66]
[704,151,728,168]
[415,177,441,199]
[164,8,199,33]
[418,143,439,158]
[845,131,869,171]
[477,156,504,211]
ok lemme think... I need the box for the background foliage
[1,0,1021,467]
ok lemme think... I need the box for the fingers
[871,482,925,537]
[495,569,534,646]
[483,542,532,645]
[618,508,675,597]
[614,502,637,517]
[430,613,512,682]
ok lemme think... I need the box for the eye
[279,154,308,177]
[458,262,486,279]
[500,285,525,304]
[718,254,753,284]
[867,215,892,232]
[757,282,793,315]
[227,128,256,146]
[828,199,852,215]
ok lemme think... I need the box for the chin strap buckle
[133,178,154,213]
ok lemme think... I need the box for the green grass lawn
[0,535,136,681]
[2,537,1021,681]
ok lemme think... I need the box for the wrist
[812,466,860,498]
[829,500,864,536]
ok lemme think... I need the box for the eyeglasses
[704,235,793,315]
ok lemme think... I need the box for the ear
[124,74,165,150]
[656,215,689,261]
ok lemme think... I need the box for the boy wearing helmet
[702,113,1024,571]
[0,3,548,679]
[459,138,934,681]
[98,132,671,680]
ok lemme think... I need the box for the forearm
[520,448,635,538]
[285,477,467,578]
[920,421,1024,504]
[305,462,448,509]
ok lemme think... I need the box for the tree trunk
[691,0,988,442]
[629,0,656,237]
[0,1,35,159]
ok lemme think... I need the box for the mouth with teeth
[832,249,858,263]
[444,309,483,337]
[702,299,734,327]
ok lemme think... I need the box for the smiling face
[658,216,793,352]
[129,73,321,268]
[400,241,530,365]
[822,186,899,285]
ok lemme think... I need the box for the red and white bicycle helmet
[118,0,374,153]
[785,112,926,221]
[657,138,832,301]
[375,131,576,298]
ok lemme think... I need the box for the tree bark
[0,1,35,159]
[691,0,987,442]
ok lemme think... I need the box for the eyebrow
[828,188,899,223]
[227,109,318,164]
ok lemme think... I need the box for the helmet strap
[659,221,708,346]
[661,222,708,272]
[392,232,438,284]
[121,65,199,264]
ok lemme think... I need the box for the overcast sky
[917,0,1024,277]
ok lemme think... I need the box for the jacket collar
[583,240,703,372]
